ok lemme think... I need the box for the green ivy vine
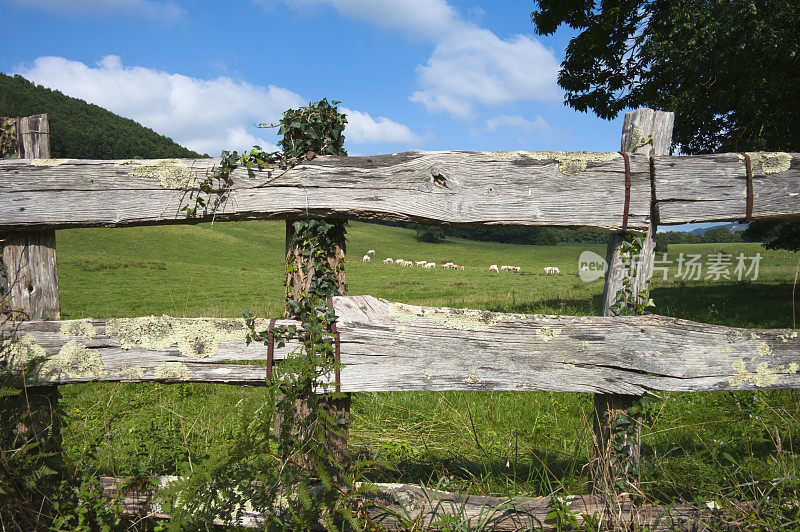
[0,118,18,158]
[604,232,658,494]
[609,233,655,317]
[166,100,376,530]
[181,99,347,220]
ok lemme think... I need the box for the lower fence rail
[100,476,765,531]
[2,295,799,393]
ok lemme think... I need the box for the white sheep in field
[500,265,511,271]
[415,260,427,267]
[402,260,414,267]
[425,262,436,268]
[362,255,371,263]
[489,264,499,273]
[544,266,561,275]
[367,249,375,255]
[442,262,455,269]
[513,266,521,272]
[383,258,394,264]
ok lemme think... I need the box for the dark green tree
[0,73,202,159]
[531,0,800,251]
[415,224,447,243]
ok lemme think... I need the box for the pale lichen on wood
[30,158,72,166]
[389,302,501,331]
[59,320,97,339]
[154,362,191,380]
[743,152,793,174]
[485,151,621,175]
[125,159,197,189]
[106,316,252,358]
[2,335,105,381]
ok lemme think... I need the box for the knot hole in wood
[428,165,450,189]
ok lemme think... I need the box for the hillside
[0,73,202,159]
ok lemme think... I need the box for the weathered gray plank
[0,151,652,230]
[1,113,61,320]
[655,152,800,224]
[595,108,674,491]
[18,114,51,159]
[3,296,799,392]
[1,317,301,385]
[1,230,61,320]
[99,475,762,530]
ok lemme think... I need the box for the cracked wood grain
[3,296,799,392]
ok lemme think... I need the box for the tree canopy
[531,0,800,250]
[531,0,799,154]
[0,74,202,159]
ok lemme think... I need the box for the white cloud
[14,55,422,154]
[485,114,552,135]
[15,55,303,155]
[264,0,562,118]
[8,0,184,20]
[262,0,458,40]
[410,27,561,118]
[341,107,421,145]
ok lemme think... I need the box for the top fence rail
[0,151,798,231]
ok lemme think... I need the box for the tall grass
[56,221,800,520]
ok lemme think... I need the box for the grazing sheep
[544,267,561,275]
[425,262,436,268]
[367,249,375,255]
[513,266,521,272]
[415,261,427,267]
[362,255,371,263]
[402,260,413,267]
[500,265,511,271]
[442,262,455,269]
[489,265,499,273]
[383,258,394,264]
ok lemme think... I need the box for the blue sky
[1,0,630,157]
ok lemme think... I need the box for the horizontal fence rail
[2,151,796,231]
[100,476,751,530]
[4,295,799,393]
[655,152,800,224]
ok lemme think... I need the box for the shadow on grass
[353,448,589,496]
[651,281,796,328]
[484,296,602,316]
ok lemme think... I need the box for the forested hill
[0,74,203,159]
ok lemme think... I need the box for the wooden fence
[2,110,799,528]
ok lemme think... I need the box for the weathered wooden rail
[100,476,757,531]
[1,151,798,231]
[4,295,799,393]
[2,109,799,529]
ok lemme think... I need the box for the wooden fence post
[1,114,60,321]
[592,108,674,494]
[284,219,350,468]
[0,114,63,465]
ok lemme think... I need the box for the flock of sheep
[360,250,560,275]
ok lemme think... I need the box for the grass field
[55,220,800,509]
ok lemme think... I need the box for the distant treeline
[0,73,202,159]
[409,223,759,246]
[656,227,747,246]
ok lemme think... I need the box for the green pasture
[56,221,800,505]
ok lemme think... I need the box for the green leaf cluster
[531,0,800,252]
[259,98,348,167]
[609,233,655,317]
